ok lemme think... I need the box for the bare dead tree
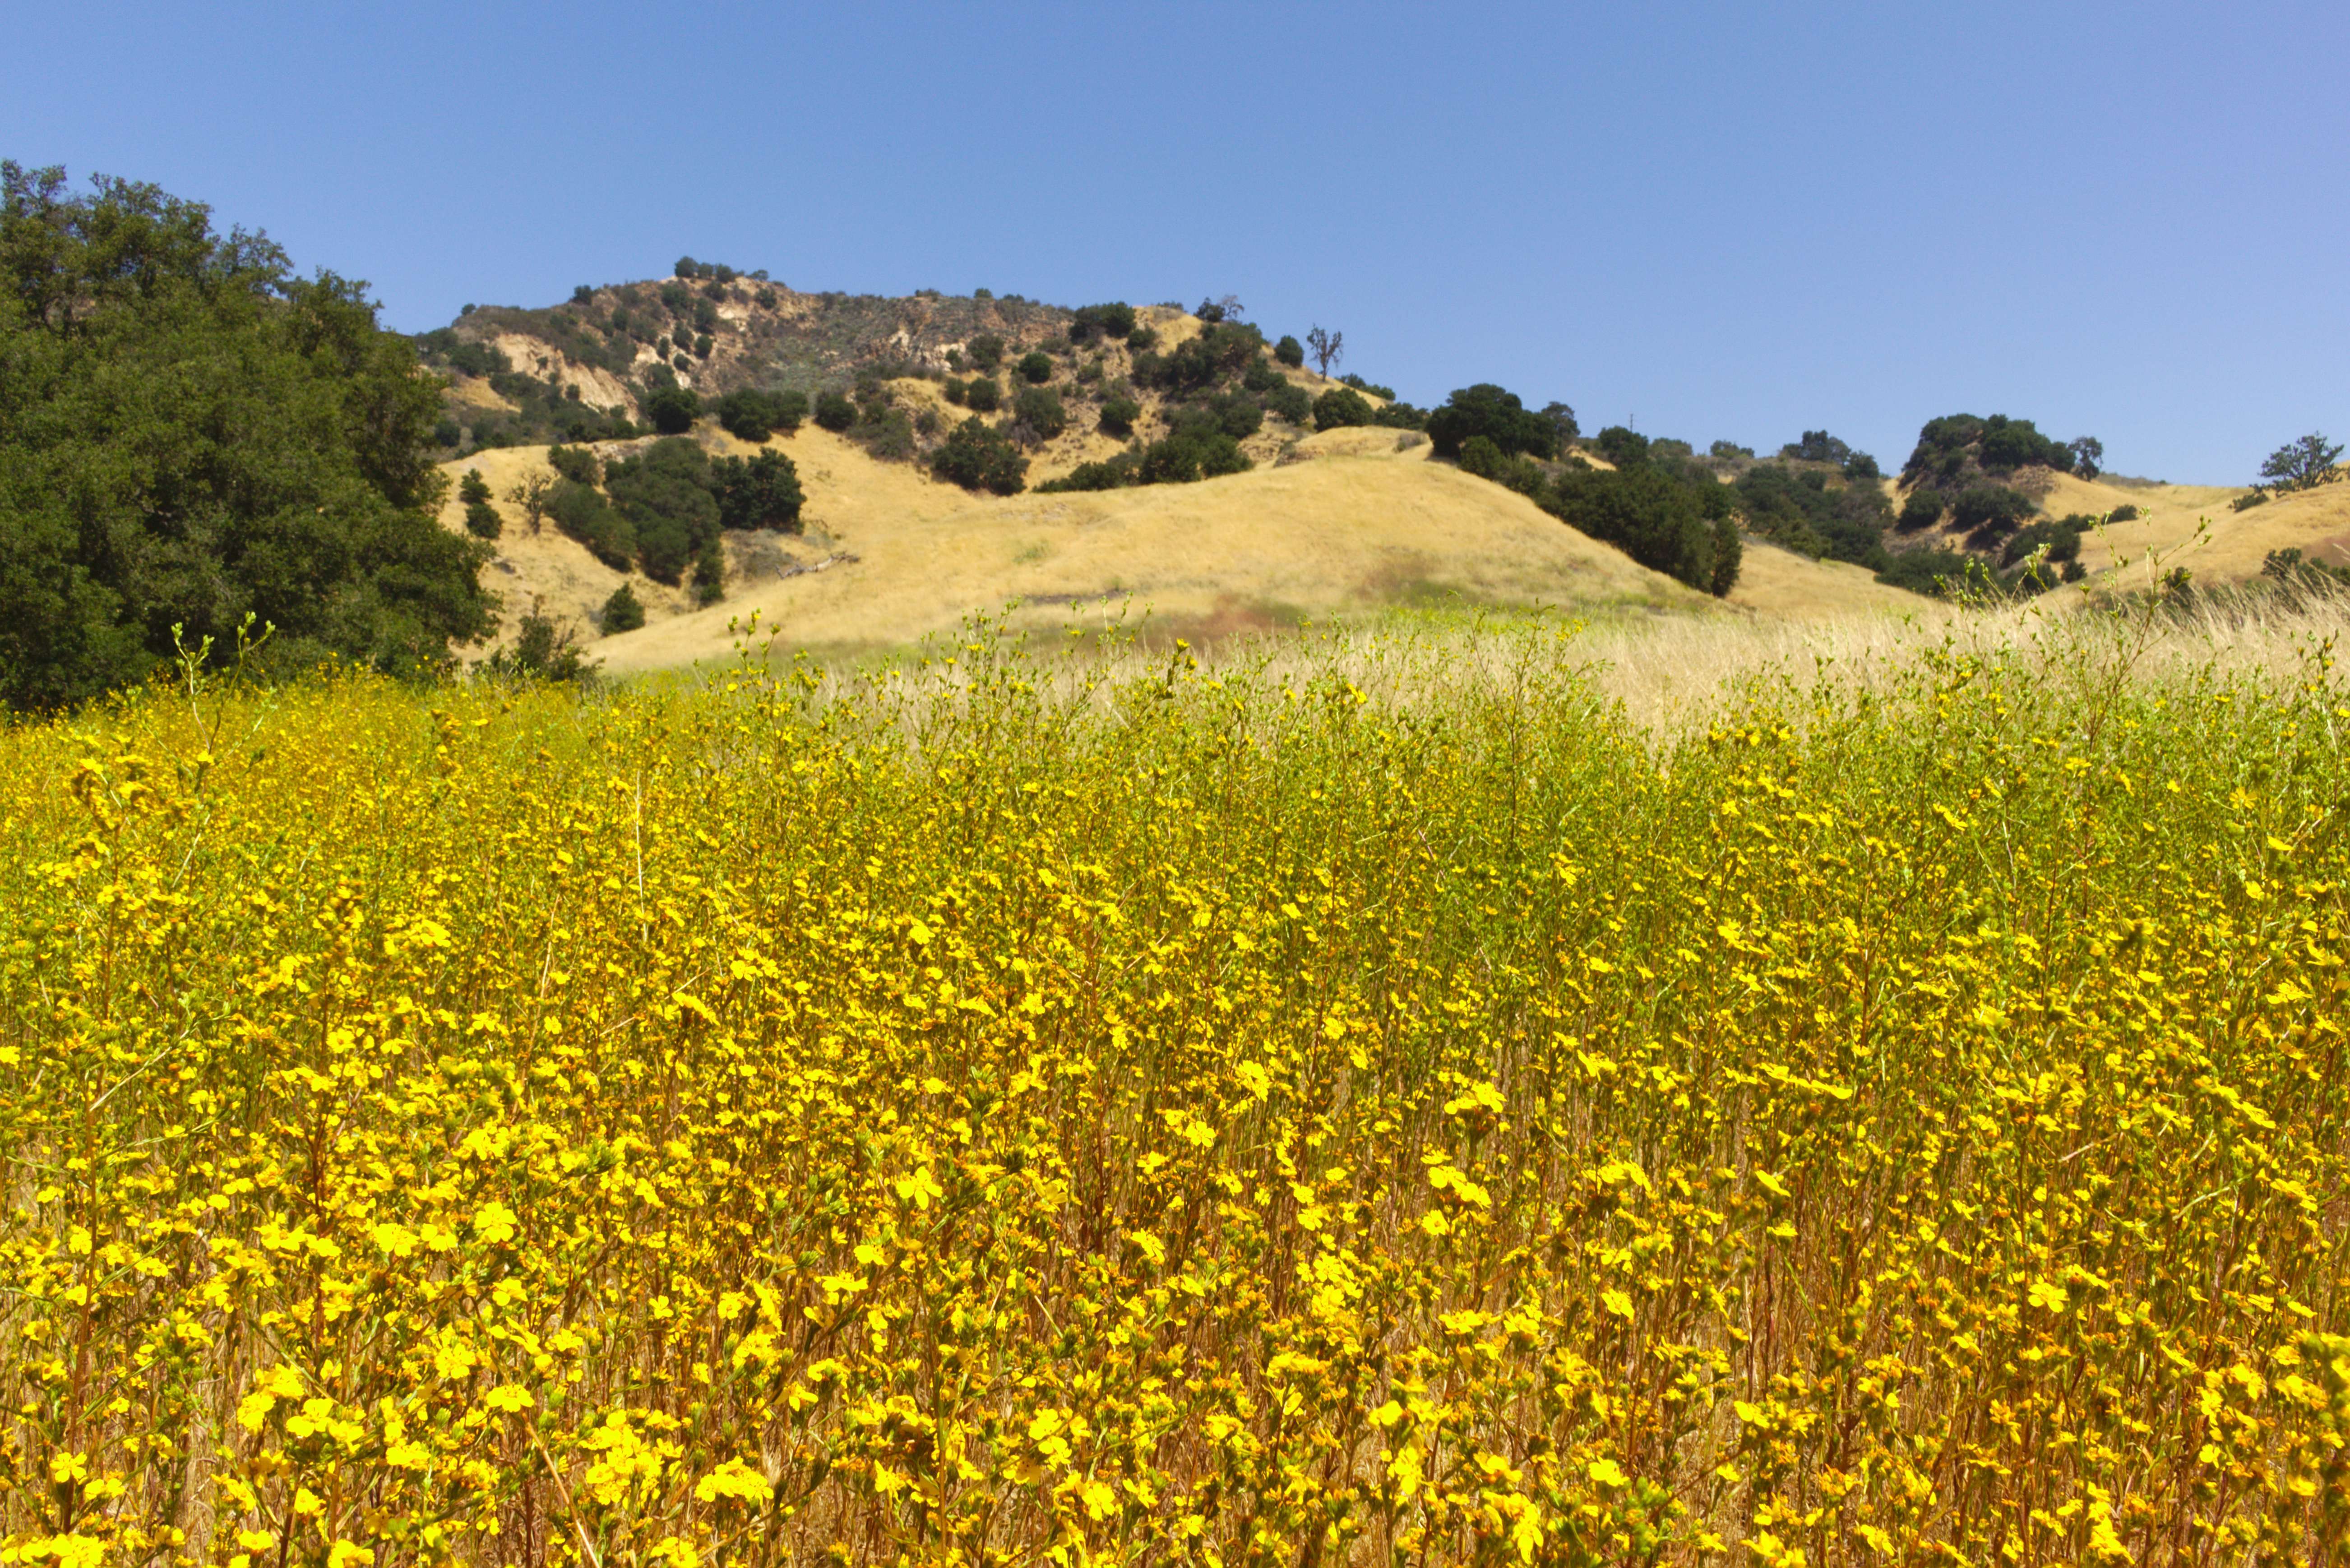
[504,472,553,536]
[1306,326,1344,378]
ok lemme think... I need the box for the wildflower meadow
[2,611,2346,1567]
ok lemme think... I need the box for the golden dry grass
[593,443,1724,672]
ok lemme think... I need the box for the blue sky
[9,0,2343,482]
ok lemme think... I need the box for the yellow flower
[370,1222,418,1257]
[694,1457,773,1504]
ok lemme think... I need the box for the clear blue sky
[9,0,2343,482]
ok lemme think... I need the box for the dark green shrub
[1456,436,1547,499]
[548,479,634,569]
[1374,401,1427,431]
[1127,326,1159,352]
[814,392,856,433]
[717,388,793,443]
[441,340,509,379]
[1897,490,1945,530]
[1341,374,1396,400]
[547,445,600,485]
[1950,484,2033,539]
[606,438,721,584]
[2233,489,2271,512]
[1265,383,1312,426]
[1149,323,1266,395]
[965,335,1005,372]
[1546,467,1728,595]
[1709,517,1743,597]
[486,604,594,683]
[1274,335,1305,368]
[1018,351,1054,385]
[714,450,805,532]
[1242,360,1284,394]
[1875,548,1991,597]
[1098,397,1142,437]
[2108,503,2139,522]
[1012,387,1068,441]
[943,378,967,407]
[1209,392,1263,440]
[599,584,645,635]
[2000,516,2086,567]
[856,409,916,461]
[1138,428,1249,484]
[931,417,1028,494]
[1593,427,1650,468]
[1036,455,1140,493]
[692,537,725,604]
[463,500,503,540]
[1731,463,1892,568]
[1314,388,1374,431]
[458,469,494,506]
[645,387,701,435]
[1069,303,1137,342]
[1426,384,1559,460]
[433,416,461,448]
[1901,413,2074,486]
[1842,451,1881,481]
[1781,430,1852,465]
[964,378,1000,414]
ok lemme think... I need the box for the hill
[443,418,1932,670]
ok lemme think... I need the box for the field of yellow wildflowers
[3,612,2348,1568]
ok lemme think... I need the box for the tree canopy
[0,164,495,707]
[1426,385,1560,461]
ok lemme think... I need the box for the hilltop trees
[1067,303,1136,342]
[0,161,493,707]
[1901,414,2090,489]
[1428,385,1561,460]
[2260,433,2343,492]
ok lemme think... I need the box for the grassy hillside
[443,423,1922,670]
